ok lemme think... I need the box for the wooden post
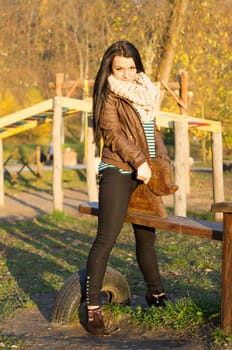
[83,79,89,160]
[0,139,4,206]
[86,114,98,202]
[83,78,98,201]
[53,96,63,211]
[212,131,224,221]
[55,73,64,96]
[174,118,188,216]
[173,70,189,217]
[211,202,232,333]
[55,73,65,144]
[53,73,64,212]
[179,70,190,194]
[36,146,41,178]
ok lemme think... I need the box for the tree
[173,0,232,154]
[0,0,231,153]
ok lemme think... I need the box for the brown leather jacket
[100,92,168,172]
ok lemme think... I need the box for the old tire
[51,266,131,324]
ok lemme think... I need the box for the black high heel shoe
[145,291,168,307]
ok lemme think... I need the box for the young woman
[85,40,169,336]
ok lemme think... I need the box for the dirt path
[0,291,209,350]
[0,188,88,221]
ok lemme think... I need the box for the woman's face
[111,56,137,82]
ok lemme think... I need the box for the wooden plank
[157,111,222,133]
[0,120,38,139]
[60,97,92,113]
[26,114,52,120]
[0,112,53,139]
[79,202,223,241]
[212,202,232,213]
[0,118,51,139]
[0,99,53,129]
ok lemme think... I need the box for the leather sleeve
[100,96,147,170]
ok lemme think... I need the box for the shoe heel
[145,292,167,308]
[86,307,105,336]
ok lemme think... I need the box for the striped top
[98,120,155,174]
[143,121,156,158]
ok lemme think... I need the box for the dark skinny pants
[86,168,164,306]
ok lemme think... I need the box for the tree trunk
[156,0,189,103]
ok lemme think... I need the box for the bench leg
[221,212,232,333]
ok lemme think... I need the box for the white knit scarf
[108,72,160,122]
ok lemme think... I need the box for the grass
[106,298,205,331]
[0,170,232,349]
[4,166,87,192]
[0,213,226,348]
[0,334,27,349]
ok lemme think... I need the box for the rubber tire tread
[51,271,82,324]
[51,266,131,324]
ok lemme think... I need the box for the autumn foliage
[0,0,231,154]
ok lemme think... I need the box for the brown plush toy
[128,157,178,217]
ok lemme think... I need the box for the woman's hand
[137,161,151,184]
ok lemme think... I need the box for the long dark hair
[93,40,145,144]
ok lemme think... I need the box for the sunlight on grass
[105,297,205,331]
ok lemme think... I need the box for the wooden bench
[79,201,232,333]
